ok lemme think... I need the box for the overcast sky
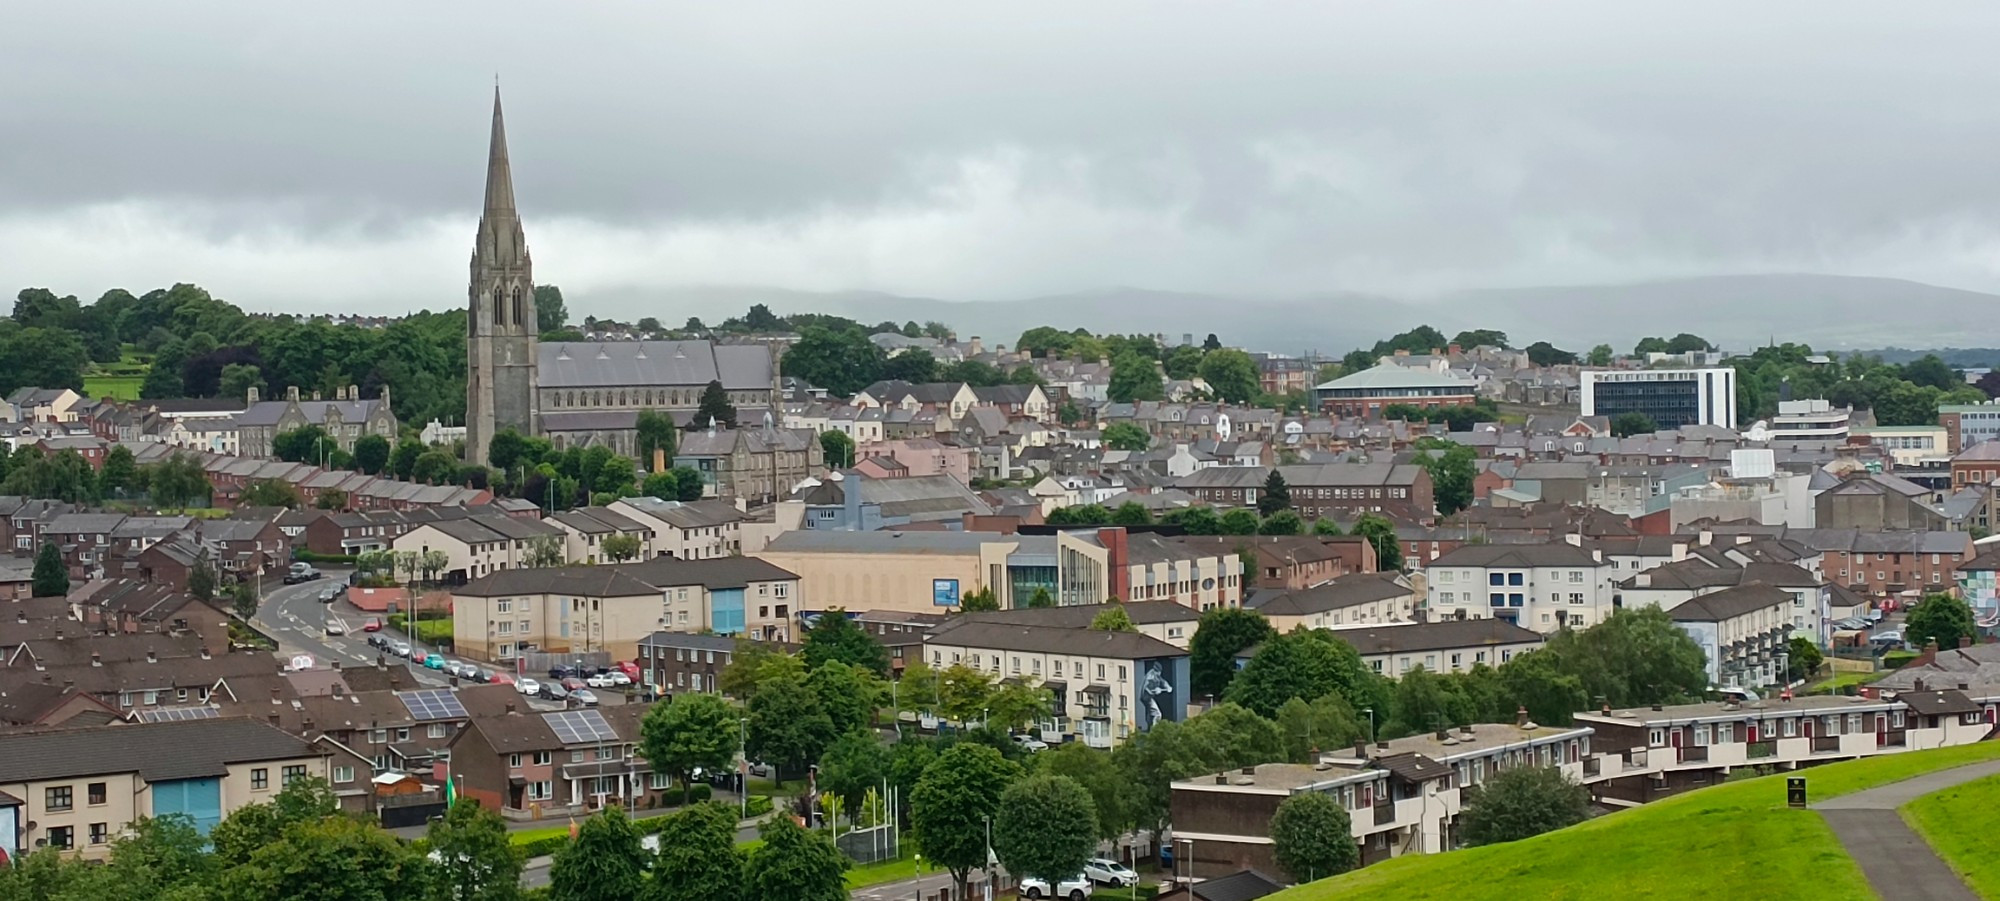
[9,2,2000,319]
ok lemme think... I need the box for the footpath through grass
[1274,740,2000,901]
[1901,771,2000,898]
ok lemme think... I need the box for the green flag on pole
[445,773,457,807]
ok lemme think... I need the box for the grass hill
[1273,740,2000,901]
[1903,769,2000,897]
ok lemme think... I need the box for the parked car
[423,654,447,670]
[607,670,632,686]
[516,677,541,696]
[283,563,321,585]
[548,665,576,680]
[488,672,515,686]
[1013,733,1048,752]
[586,672,618,688]
[317,584,344,603]
[361,617,382,632]
[1082,859,1136,887]
[570,689,599,706]
[561,677,588,692]
[616,661,641,681]
[367,634,388,649]
[1832,617,1870,632]
[1019,875,1092,900]
[390,642,412,658]
[541,684,570,702]
[1870,629,1905,650]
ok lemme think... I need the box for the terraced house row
[1171,683,2000,877]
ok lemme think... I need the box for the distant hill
[578,273,2000,357]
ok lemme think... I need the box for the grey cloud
[6,2,2000,324]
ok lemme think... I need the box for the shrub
[746,795,773,818]
[687,783,713,802]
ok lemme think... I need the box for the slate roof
[1248,572,1414,617]
[538,340,771,390]
[0,718,320,783]
[924,621,1186,659]
[929,601,1199,637]
[1665,583,1794,621]
[1331,618,1544,656]
[1426,543,1602,568]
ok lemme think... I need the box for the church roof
[537,341,771,390]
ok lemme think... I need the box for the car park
[515,677,541,696]
[540,684,570,702]
[548,665,576,680]
[1019,875,1092,900]
[1082,859,1136,887]
[362,617,382,632]
[586,672,618,688]
[561,677,588,691]
[570,688,599,706]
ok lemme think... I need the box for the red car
[488,672,515,686]
[617,660,641,680]
[361,617,382,632]
[561,677,588,692]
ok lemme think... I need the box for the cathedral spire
[485,86,517,216]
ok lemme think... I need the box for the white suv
[1082,858,1136,887]
[1019,874,1092,900]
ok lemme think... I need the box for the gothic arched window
[492,286,504,326]
[511,286,525,329]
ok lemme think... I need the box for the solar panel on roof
[396,689,468,721]
[543,709,618,744]
[136,706,220,723]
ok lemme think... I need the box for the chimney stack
[146,649,157,664]
[1515,705,1529,728]
[1354,739,1368,760]
[505,701,516,714]
[1960,636,1974,649]
[199,646,211,660]
[90,652,101,667]
[270,687,282,704]
[1214,774,1228,785]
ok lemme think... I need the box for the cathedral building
[463,90,786,470]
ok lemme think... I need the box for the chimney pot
[90,652,101,667]
[1459,724,1473,736]
[146,649,156,663]
[1214,774,1228,785]
[505,701,516,714]
[1515,705,1529,728]
[1960,636,1974,649]
[1435,727,1448,740]
[1353,739,1367,759]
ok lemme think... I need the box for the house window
[88,823,108,845]
[46,786,73,810]
[429,724,449,739]
[396,728,411,742]
[251,769,269,791]
[282,765,307,787]
[533,751,552,766]
[87,782,106,806]
[510,753,523,769]
[1893,711,1905,728]
[650,773,672,790]
[334,766,355,784]
[527,781,553,801]
[46,826,73,850]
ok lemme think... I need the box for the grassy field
[1274,740,2000,901]
[842,843,919,889]
[1901,772,2000,898]
[83,349,150,400]
[1807,670,1883,695]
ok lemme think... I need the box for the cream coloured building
[451,557,805,661]
[606,496,749,560]
[0,718,326,861]
[921,621,1190,748]
[391,514,566,582]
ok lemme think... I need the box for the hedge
[294,550,358,564]
[516,800,749,859]
[745,794,772,818]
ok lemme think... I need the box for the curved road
[253,571,450,685]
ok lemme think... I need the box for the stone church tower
[465,88,540,467]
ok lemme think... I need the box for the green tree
[220,812,424,901]
[1609,411,1658,437]
[695,379,738,429]
[548,807,648,901]
[818,430,855,468]
[1450,329,1509,350]
[240,478,303,508]
[649,803,744,901]
[807,659,879,736]
[1227,629,1386,720]
[718,639,804,701]
[1270,791,1358,882]
[1089,605,1137,632]
[639,693,742,803]
[992,774,1098,886]
[272,425,335,464]
[231,581,258,620]
[1549,606,1709,708]
[1313,517,1342,536]
[425,800,523,901]
[1108,352,1164,403]
[1786,636,1825,683]
[800,609,891,676]
[100,444,139,496]
[534,285,569,333]
[1034,741,1129,841]
[1258,469,1291,516]
[743,815,848,901]
[1351,512,1402,570]
[1198,348,1261,404]
[1275,692,1365,763]
[1419,444,1476,517]
[1259,510,1304,535]
[218,362,264,401]
[910,743,1023,897]
[187,550,217,602]
[1218,508,1261,535]
[818,731,892,811]
[1499,649,1590,727]
[669,465,704,501]
[1163,345,1206,380]
[1177,506,1220,535]
[745,673,836,783]
[412,449,459,484]
[390,437,425,480]
[1906,593,1977,651]
[881,348,940,383]
[959,586,1000,612]
[352,434,391,475]
[1102,422,1151,451]
[1189,607,1276,698]
[1524,341,1576,366]
[1461,765,1590,845]
[1111,501,1154,526]
[600,533,642,562]
[782,326,885,397]
[146,452,210,509]
[1026,586,1055,608]
[1587,344,1614,366]
[31,542,67,597]
[102,813,218,899]
[631,409,678,470]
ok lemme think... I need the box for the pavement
[1811,759,2000,901]
[851,869,996,901]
